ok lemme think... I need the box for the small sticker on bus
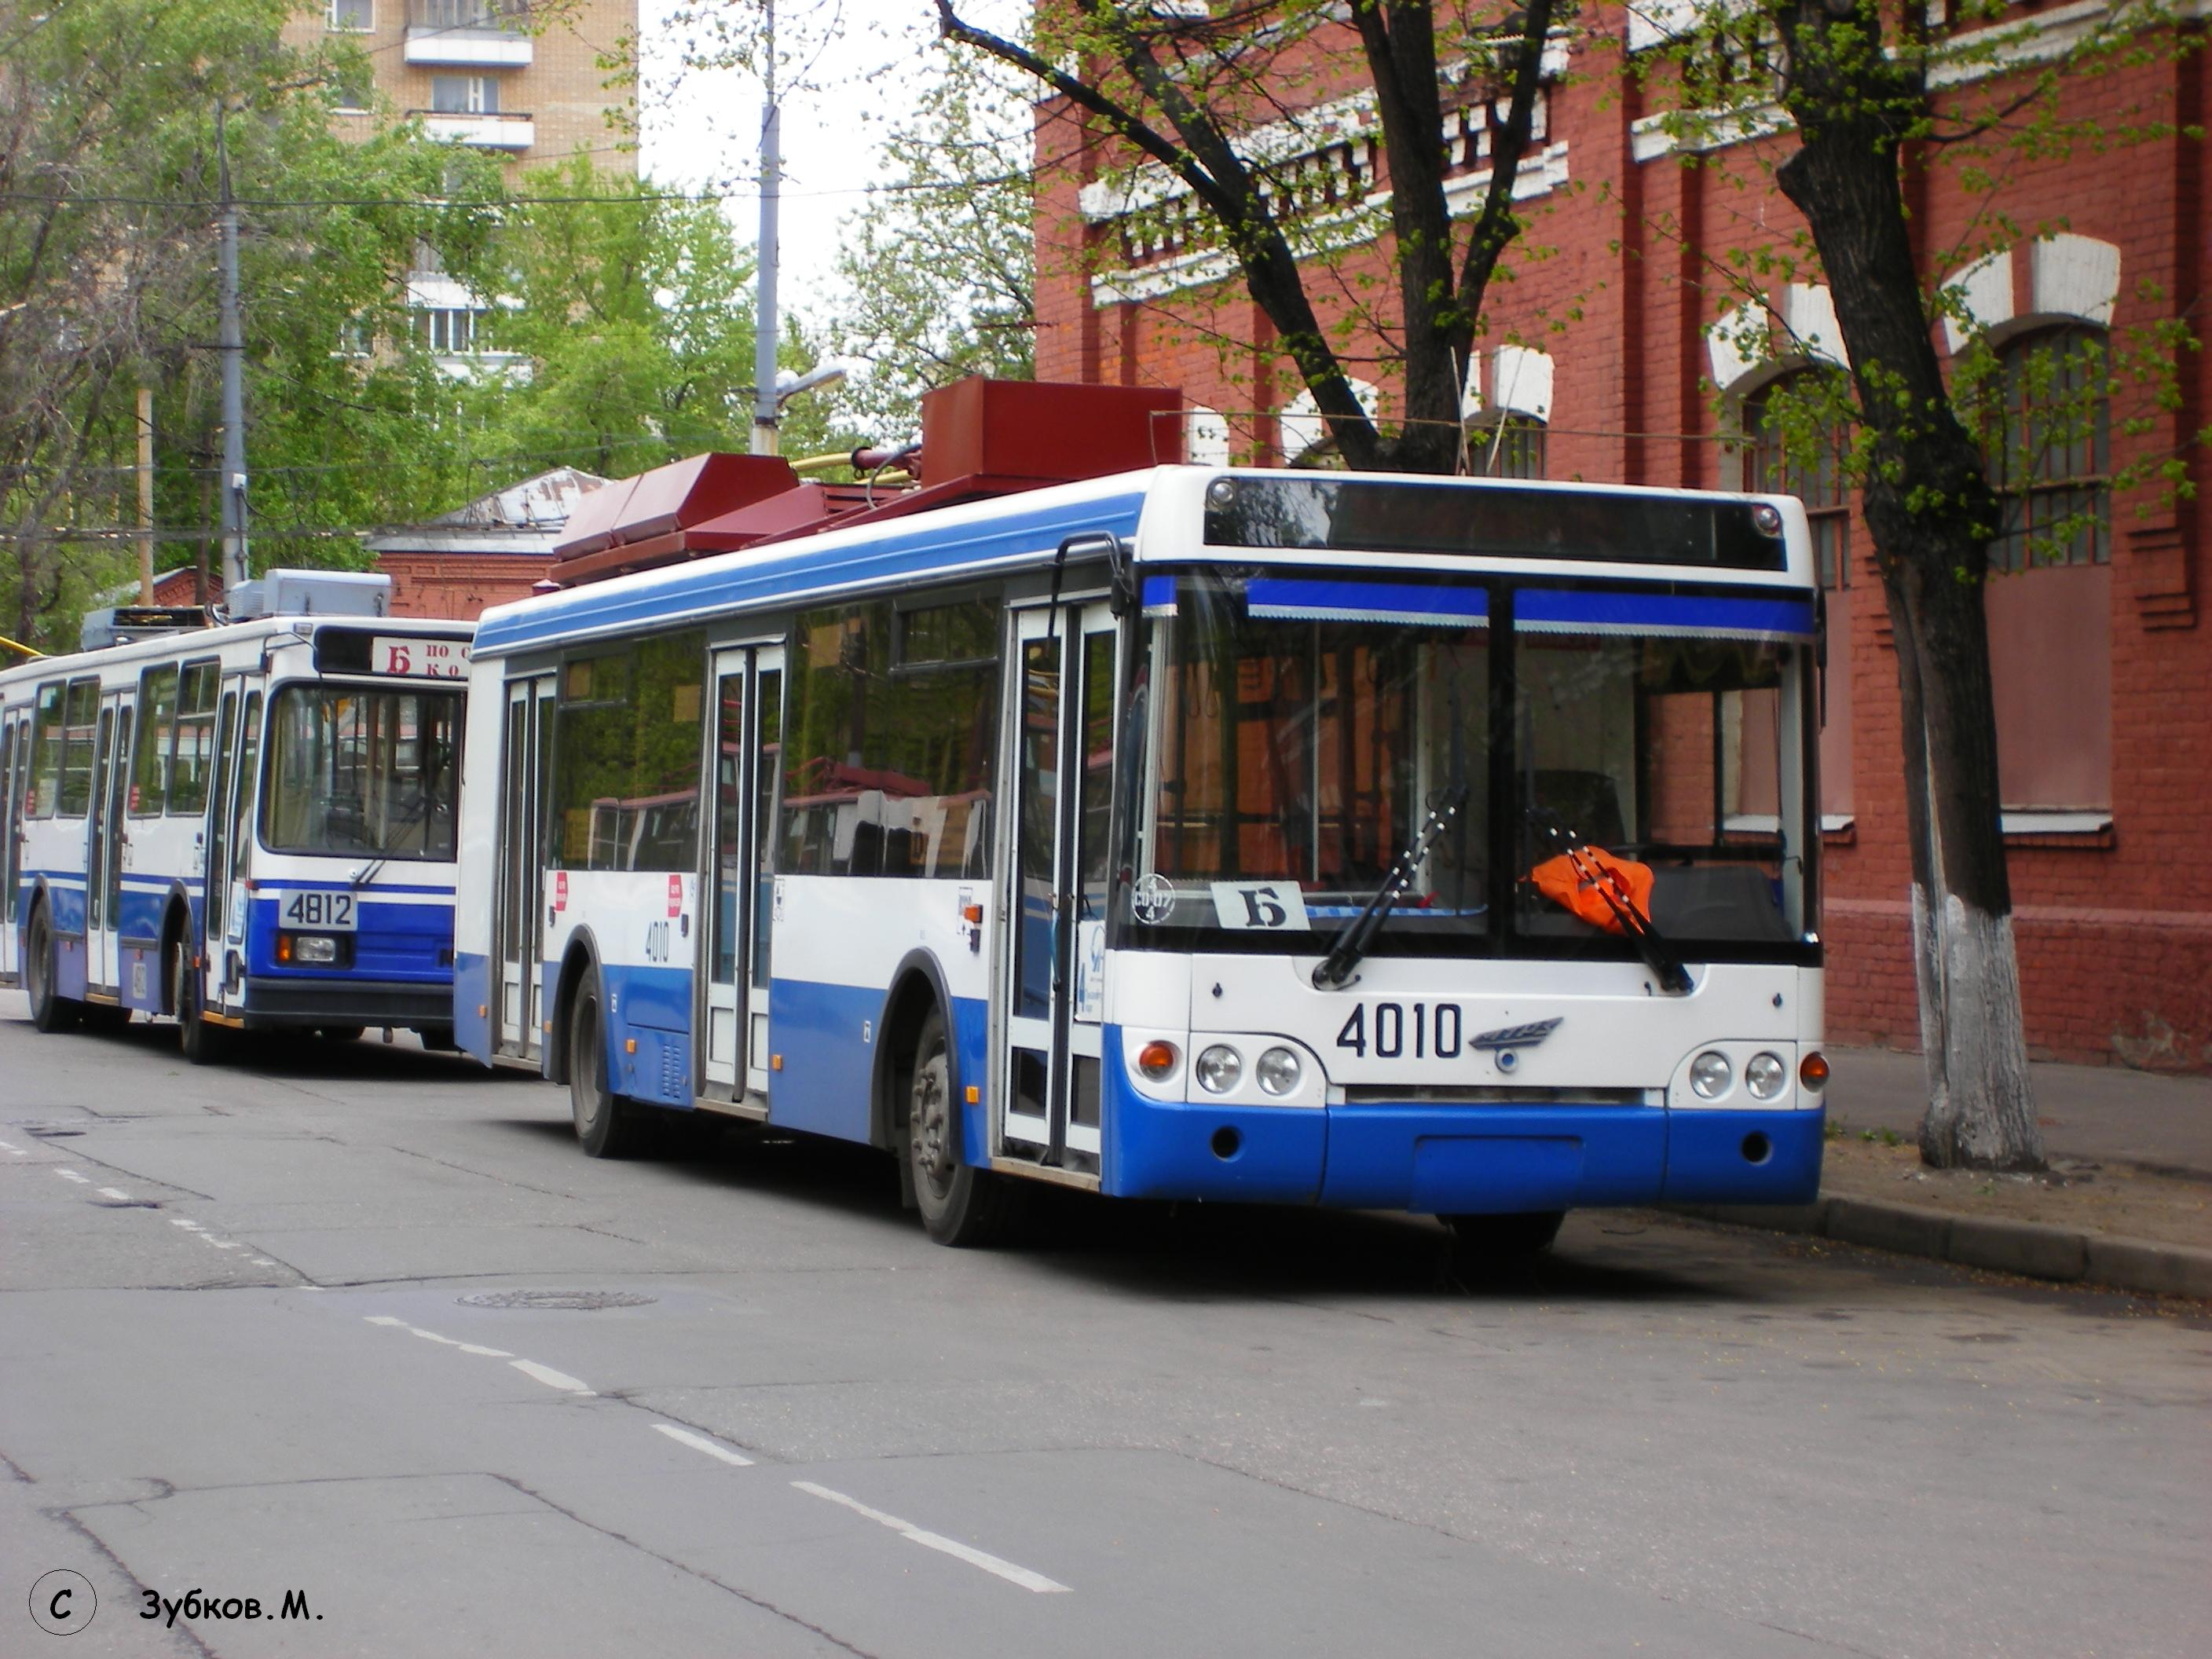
[667,873,683,918]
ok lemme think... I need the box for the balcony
[412,109,535,150]
[405,0,533,68]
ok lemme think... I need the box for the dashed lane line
[653,1423,755,1467]
[510,1359,595,1396]
[53,1169,90,1185]
[0,1138,25,1154]
[791,1481,1072,1594]
[363,1315,514,1359]
[97,1186,132,1201]
[364,1317,591,1394]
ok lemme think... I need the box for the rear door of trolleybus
[698,644,782,1100]
[2,704,25,982]
[82,687,132,1001]
[1000,603,1118,1167]
[494,672,555,1065]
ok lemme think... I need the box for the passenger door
[84,694,132,996]
[698,645,782,1098]
[494,673,555,1064]
[0,712,23,982]
[1000,604,1118,1168]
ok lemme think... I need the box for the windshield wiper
[1526,811,1693,995]
[1312,781,1470,990]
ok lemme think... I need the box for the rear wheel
[172,939,226,1067]
[1445,1210,1565,1273]
[569,968,638,1158]
[25,906,79,1034]
[906,1006,1016,1247]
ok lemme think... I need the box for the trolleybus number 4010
[1333,1005,1563,1060]
[280,892,356,931]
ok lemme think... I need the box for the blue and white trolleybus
[454,467,1829,1256]
[1,577,471,1060]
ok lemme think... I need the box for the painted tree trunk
[1774,2,2044,1170]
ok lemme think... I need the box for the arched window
[1468,412,1546,479]
[1743,371,1851,588]
[1991,324,2109,573]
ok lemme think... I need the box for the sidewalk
[1674,1045,2212,1300]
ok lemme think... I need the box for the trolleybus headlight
[1689,1050,1734,1100]
[1799,1050,1829,1092]
[1745,1052,1788,1101]
[1135,1040,1181,1082]
[1195,1045,1243,1094]
[291,934,339,965]
[1254,1046,1302,1097]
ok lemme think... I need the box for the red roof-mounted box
[553,452,798,565]
[917,379,1184,484]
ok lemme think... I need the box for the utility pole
[215,104,249,597]
[136,387,156,603]
[749,0,781,457]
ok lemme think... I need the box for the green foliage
[0,0,506,643]
[832,49,1036,438]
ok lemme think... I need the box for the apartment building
[289,0,638,172]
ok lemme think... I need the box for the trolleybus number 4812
[280,892,356,931]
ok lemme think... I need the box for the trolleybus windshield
[261,683,463,859]
[1122,573,1814,964]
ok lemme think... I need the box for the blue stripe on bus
[1096,1024,1824,1209]
[474,488,1151,656]
[244,895,453,982]
[1245,577,1489,627]
[1514,588,1816,641]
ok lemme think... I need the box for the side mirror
[1054,532,1136,617]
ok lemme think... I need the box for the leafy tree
[832,47,1036,438]
[465,156,853,478]
[0,0,504,643]
[938,0,1562,474]
[1646,1,2205,1166]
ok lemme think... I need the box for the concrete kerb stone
[1662,1199,2212,1301]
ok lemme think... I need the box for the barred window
[1990,325,2109,573]
[1469,412,1547,482]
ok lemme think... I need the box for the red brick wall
[1033,8,2212,1069]
[375,552,550,622]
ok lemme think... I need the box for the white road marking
[97,1187,131,1201]
[251,1258,277,1267]
[170,1218,203,1230]
[54,1169,90,1184]
[361,1316,514,1358]
[364,1315,408,1326]
[0,1138,24,1153]
[510,1360,595,1396]
[790,1481,1071,1594]
[653,1423,754,1467]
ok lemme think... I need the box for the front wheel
[1445,1210,1565,1274]
[173,939,227,1067]
[906,1007,1016,1247]
[25,906,79,1034]
[569,968,638,1158]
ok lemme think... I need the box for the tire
[1445,1210,1566,1273]
[25,905,79,1034]
[173,938,227,1067]
[568,967,638,1158]
[905,1006,1016,1247]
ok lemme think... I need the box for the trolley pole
[216,105,249,598]
[749,0,781,457]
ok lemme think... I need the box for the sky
[632,0,1024,309]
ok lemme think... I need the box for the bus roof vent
[79,605,213,652]
[228,568,392,621]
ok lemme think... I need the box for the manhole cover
[455,1290,657,1311]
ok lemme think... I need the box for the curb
[1665,1195,2212,1301]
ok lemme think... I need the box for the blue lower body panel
[1098,1027,1823,1212]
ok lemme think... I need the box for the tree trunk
[1774,2,2043,1170]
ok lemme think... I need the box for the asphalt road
[2,994,2206,1658]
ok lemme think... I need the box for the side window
[779,598,1000,877]
[58,677,100,817]
[169,660,221,815]
[31,683,64,816]
[131,664,180,816]
[548,632,706,873]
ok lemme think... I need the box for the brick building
[367,467,606,619]
[1030,5,2211,1069]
